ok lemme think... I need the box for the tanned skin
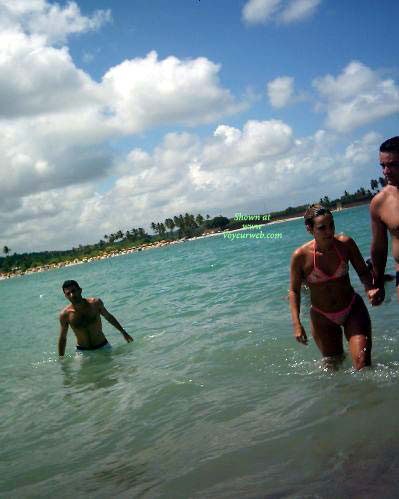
[290,213,378,370]
[370,150,399,305]
[59,284,133,356]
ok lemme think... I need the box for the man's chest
[381,196,399,235]
[68,307,99,328]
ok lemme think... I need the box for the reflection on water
[60,354,119,392]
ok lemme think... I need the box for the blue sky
[0,0,398,251]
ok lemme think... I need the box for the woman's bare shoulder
[292,240,313,260]
[335,233,355,245]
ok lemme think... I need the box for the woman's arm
[289,249,308,345]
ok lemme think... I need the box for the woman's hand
[294,323,308,345]
[368,286,385,306]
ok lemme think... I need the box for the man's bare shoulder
[86,296,100,303]
[370,187,393,212]
[86,297,103,309]
[60,304,73,319]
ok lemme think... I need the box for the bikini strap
[313,240,343,271]
[333,241,344,261]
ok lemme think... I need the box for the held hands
[368,287,385,306]
[294,323,308,345]
[122,331,134,343]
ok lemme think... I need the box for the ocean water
[2,204,399,498]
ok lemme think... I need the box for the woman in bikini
[289,205,378,370]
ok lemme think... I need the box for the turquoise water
[2,204,399,498]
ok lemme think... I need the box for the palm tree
[3,246,10,256]
[379,176,386,188]
[188,213,197,227]
[323,196,330,206]
[165,218,175,235]
[370,179,378,191]
[195,214,204,226]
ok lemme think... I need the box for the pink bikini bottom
[311,294,357,326]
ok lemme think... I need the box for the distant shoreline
[0,199,371,280]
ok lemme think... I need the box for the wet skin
[290,214,376,370]
[58,285,133,355]
[370,151,399,304]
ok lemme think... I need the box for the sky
[0,0,398,253]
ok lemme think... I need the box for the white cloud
[280,0,320,23]
[207,119,294,167]
[101,51,246,134]
[0,3,247,221]
[242,0,321,24]
[75,120,297,241]
[313,61,399,132]
[0,0,111,44]
[344,132,381,165]
[267,76,295,108]
[0,185,100,251]
[0,119,384,252]
[0,29,102,118]
[242,0,281,24]
[0,117,112,207]
[0,1,389,255]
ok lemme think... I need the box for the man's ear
[305,225,313,235]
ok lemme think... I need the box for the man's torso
[63,298,107,348]
[374,187,399,264]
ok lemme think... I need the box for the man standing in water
[58,280,133,356]
[370,137,399,305]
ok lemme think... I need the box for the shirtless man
[370,137,399,305]
[58,280,133,356]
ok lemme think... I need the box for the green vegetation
[0,179,384,276]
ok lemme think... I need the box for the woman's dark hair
[304,204,332,228]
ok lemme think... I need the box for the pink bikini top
[306,241,349,285]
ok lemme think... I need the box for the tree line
[0,179,386,273]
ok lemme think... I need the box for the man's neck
[72,297,86,309]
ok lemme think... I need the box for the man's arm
[370,199,388,304]
[289,249,308,345]
[345,236,378,303]
[98,299,134,343]
[58,313,69,356]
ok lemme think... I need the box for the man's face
[380,151,399,186]
[63,285,82,304]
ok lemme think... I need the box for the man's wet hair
[380,136,399,154]
[304,204,333,228]
[62,280,81,291]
